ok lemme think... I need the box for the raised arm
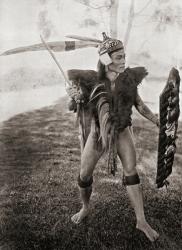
[134,92,159,126]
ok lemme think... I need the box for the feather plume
[90,83,105,100]
[90,83,111,150]
[1,40,98,56]
[89,91,108,102]
[66,34,102,44]
[96,97,111,149]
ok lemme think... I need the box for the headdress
[98,32,124,65]
[1,32,123,62]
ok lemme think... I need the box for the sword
[40,35,71,87]
[40,35,82,124]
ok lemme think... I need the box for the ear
[99,53,112,66]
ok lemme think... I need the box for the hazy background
[0,0,181,121]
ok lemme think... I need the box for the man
[67,33,159,242]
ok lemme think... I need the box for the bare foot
[136,220,159,242]
[71,207,89,224]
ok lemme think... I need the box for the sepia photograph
[0,0,181,249]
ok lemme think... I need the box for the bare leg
[71,125,102,224]
[71,186,92,224]
[127,184,159,241]
[117,127,159,242]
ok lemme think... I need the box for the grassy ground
[0,96,182,250]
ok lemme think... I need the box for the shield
[156,67,180,188]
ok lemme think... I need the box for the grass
[0,96,182,250]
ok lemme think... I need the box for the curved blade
[1,40,99,56]
[66,34,102,44]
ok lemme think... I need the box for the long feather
[96,97,111,150]
[89,82,111,150]
[1,40,99,56]
[90,83,105,100]
[89,91,108,102]
[66,34,102,44]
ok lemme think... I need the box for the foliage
[152,0,182,31]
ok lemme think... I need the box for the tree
[152,0,182,31]
[74,0,118,38]
[109,0,119,38]
[123,0,154,48]
[74,0,155,49]
[123,0,135,47]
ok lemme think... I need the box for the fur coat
[67,67,148,150]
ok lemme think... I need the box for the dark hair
[97,60,106,80]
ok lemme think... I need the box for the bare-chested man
[68,33,159,242]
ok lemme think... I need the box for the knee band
[77,175,93,188]
[123,173,140,186]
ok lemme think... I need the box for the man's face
[108,49,125,73]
